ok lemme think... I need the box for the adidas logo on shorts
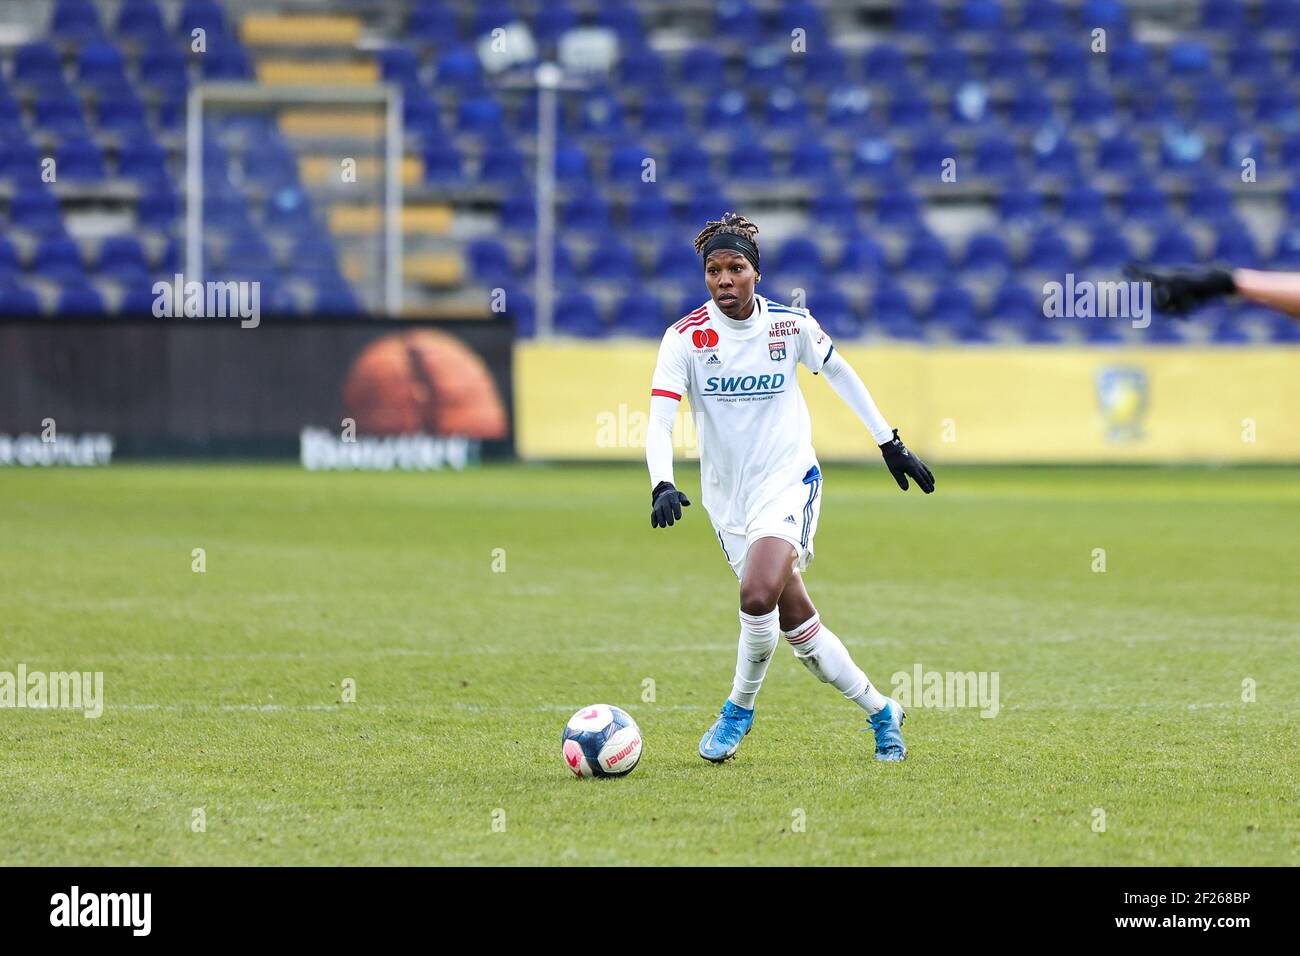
[783,514,796,523]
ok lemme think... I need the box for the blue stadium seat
[1149,227,1199,266]
[1008,85,1054,127]
[137,189,178,228]
[1146,318,1185,344]
[577,92,627,137]
[179,0,228,37]
[626,193,674,234]
[35,93,88,139]
[990,282,1042,322]
[870,282,916,325]
[1262,0,1300,28]
[11,190,65,234]
[617,48,666,89]
[1096,135,1144,176]
[612,288,666,337]
[639,94,687,135]
[52,0,103,41]
[1160,125,1210,170]
[1044,41,1089,81]
[33,235,85,278]
[533,2,577,42]
[902,231,951,276]
[1210,318,1251,344]
[1167,41,1213,77]
[1080,0,1129,32]
[963,232,1012,271]
[744,47,788,89]
[14,43,64,87]
[1084,322,1124,344]
[407,2,459,43]
[863,44,908,83]
[402,90,443,139]
[1061,183,1108,223]
[655,242,703,283]
[1071,86,1115,124]
[801,46,848,88]
[790,138,834,183]
[668,141,713,185]
[998,187,1044,223]
[56,139,106,182]
[457,95,504,135]
[467,1,512,37]
[986,42,1031,83]
[1213,225,1260,266]
[562,195,611,232]
[480,142,526,186]
[704,90,752,134]
[1023,229,1074,273]
[849,137,899,180]
[972,135,1020,179]
[679,47,725,86]
[1189,82,1237,129]
[838,234,887,274]
[503,287,535,336]
[467,238,513,283]
[1022,321,1064,344]
[825,86,875,128]
[960,0,1005,31]
[1201,0,1247,30]
[139,46,188,91]
[435,47,484,91]
[889,89,933,127]
[809,192,859,234]
[895,0,942,33]
[1085,229,1133,269]
[951,81,992,125]
[1033,131,1079,175]
[1108,43,1151,81]
[0,237,19,275]
[98,95,150,135]
[714,1,765,46]
[77,41,127,86]
[1221,129,1262,171]
[0,141,41,186]
[594,2,645,47]
[0,283,42,315]
[422,143,465,184]
[56,282,106,315]
[775,238,825,274]
[925,44,970,84]
[1227,40,1275,81]
[764,87,810,130]
[580,237,638,278]
[500,192,535,232]
[1254,88,1297,124]
[116,0,168,41]
[555,289,606,337]
[1019,0,1067,32]
[808,287,861,339]
[728,142,774,181]
[1272,224,1300,268]
[1120,181,1168,223]
[203,46,252,79]
[929,283,977,324]
[910,130,957,178]
[776,0,829,43]
[875,189,920,227]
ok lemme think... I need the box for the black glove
[879,429,935,494]
[650,480,691,528]
[1124,264,1236,317]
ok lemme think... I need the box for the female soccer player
[646,212,935,763]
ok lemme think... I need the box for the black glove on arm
[1125,265,1237,317]
[879,429,935,494]
[650,480,691,528]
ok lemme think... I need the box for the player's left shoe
[699,699,754,762]
[868,698,907,761]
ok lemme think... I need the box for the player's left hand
[1124,264,1236,316]
[879,429,935,494]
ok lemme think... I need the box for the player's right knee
[738,582,780,616]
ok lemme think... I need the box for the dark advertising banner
[0,318,514,466]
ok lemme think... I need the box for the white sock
[784,613,887,714]
[728,608,780,709]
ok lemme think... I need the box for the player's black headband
[702,233,760,273]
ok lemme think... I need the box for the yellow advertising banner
[514,342,1300,463]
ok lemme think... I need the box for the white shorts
[713,465,822,581]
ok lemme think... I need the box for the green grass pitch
[1,463,1296,865]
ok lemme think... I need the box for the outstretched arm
[1128,265,1300,319]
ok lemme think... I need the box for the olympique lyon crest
[768,340,786,361]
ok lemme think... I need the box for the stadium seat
[775,238,825,275]
[808,286,861,339]
[467,238,513,284]
[790,138,835,183]
[51,0,103,41]
[929,283,977,325]
[554,289,605,337]
[838,234,887,274]
[655,243,703,283]
[55,139,107,182]
[1023,230,1074,274]
[116,0,168,41]
[1085,230,1133,269]
[963,232,1012,272]
[875,190,920,227]
[178,0,229,38]
[639,94,687,135]
[11,190,65,234]
[33,235,85,278]
[56,282,107,316]
[435,47,484,91]
[612,289,666,337]
[850,138,899,181]
[1148,228,1199,266]
[990,282,1042,322]
[902,231,951,276]
[625,193,674,234]
[810,191,860,233]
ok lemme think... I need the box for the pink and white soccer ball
[561,704,643,778]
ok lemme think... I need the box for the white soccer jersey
[650,294,834,535]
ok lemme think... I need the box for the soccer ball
[562,704,643,778]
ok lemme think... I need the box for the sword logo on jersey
[768,340,786,362]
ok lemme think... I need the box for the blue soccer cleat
[699,699,754,762]
[868,698,907,761]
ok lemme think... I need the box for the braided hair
[693,212,760,261]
